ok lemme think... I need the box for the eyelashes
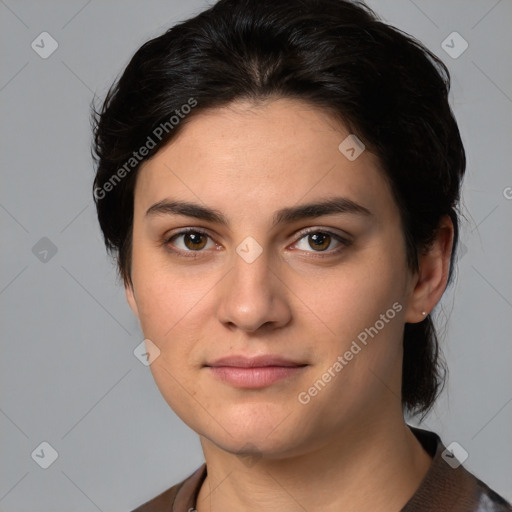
[162,227,352,259]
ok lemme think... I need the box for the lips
[205,355,307,368]
[204,355,308,388]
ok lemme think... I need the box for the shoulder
[404,427,512,511]
[130,484,179,512]
[130,464,207,512]
[473,482,512,512]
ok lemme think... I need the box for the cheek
[131,254,218,381]
[294,251,406,339]
[292,243,408,398]
[132,269,208,421]
[135,278,200,365]
[131,243,192,335]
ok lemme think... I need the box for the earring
[421,311,427,316]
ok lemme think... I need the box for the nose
[216,247,292,333]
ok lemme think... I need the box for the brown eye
[183,232,206,250]
[293,229,351,255]
[308,232,331,251]
[182,231,208,250]
[166,229,214,253]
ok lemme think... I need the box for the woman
[92,0,512,510]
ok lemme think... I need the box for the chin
[207,430,307,461]
[199,410,309,457]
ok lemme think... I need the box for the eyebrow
[145,196,372,227]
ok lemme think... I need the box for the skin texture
[125,98,453,511]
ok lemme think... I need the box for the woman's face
[126,98,420,458]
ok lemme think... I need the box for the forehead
[134,98,395,222]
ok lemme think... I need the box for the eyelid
[289,227,352,254]
[292,226,352,244]
[163,227,216,254]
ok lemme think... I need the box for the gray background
[0,0,511,510]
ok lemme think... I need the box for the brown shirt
[131,427,512,511]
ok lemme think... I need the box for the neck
[195,415,432,512]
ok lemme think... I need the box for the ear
[404,215,454,323]
[125,282,140,319]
